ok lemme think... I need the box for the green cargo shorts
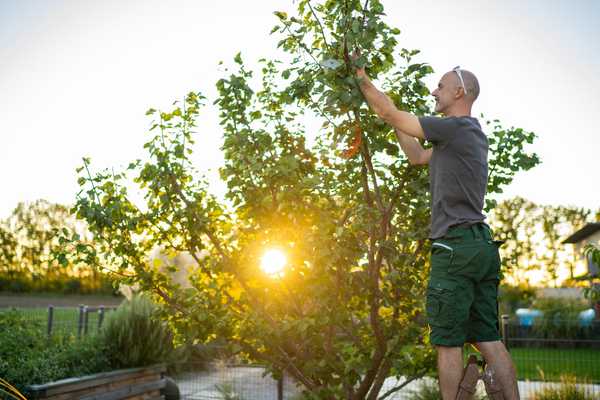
[426,222,503,347]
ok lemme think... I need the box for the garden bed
[27,364,166,400]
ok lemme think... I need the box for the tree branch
[307,1,331,51]
[378,373,426,400]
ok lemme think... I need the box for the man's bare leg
[437,346,464,399]
[475,341,520,399]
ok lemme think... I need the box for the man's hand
[351,50,367,78]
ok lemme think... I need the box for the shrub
[0,310,110,396]
[531,376,599,400]
[531,298,589,339]
[499,284,536,315]
[406,379,486,400]
[101,294,180,368]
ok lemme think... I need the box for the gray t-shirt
[419,116,488,239]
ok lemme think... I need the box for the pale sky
[1,0,599,220]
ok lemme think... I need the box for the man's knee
[474,340,507,358]
[436,345,464,365]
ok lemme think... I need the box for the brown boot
[455,355,481,400]
[482,364,504,400]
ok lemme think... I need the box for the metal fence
[172,363,299,400]
[170,363,473,400]
[172,316,600,400]
[501,315,600,399]
[4,305,600,398]
[0,304,116,337]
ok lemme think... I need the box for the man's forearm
[356,71,397,121]
[356,70,425,139]
[394,129,429,165]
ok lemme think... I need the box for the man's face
[431,72,460,114]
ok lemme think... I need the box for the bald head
[433,69,480,115]
[452,68,480,101]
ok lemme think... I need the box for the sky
[1,0,599,220]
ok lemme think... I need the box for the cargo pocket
[426,279,457,328]
[448,244,484,277]
[430,242,454,274]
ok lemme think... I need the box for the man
[354,63,520,399]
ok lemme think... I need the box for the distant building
[562,222,600,279]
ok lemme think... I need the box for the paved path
[174,366,600,399]
[175,366,300,400]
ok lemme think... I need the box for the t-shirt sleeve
[419,116,456,144]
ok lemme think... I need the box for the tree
[539,205,590,286]
[61,1,538,398]
[0,224,18,277]
[0,199,111,293]
[489,197,591,287]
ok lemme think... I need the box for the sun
[260,249,287,277]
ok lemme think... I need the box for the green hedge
[0,274,117,295]
[0,310,110,397]
[0,295,187,398]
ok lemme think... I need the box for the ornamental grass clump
[531,376,599,400]
[102,294,177,368]
[407,379,486,400]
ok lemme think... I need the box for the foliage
[583,244,600,303]
[498,283,536,315]
[0,310,110,397]
[583,285,600,304]
[215,383,244,400]
[489,197,591,286]
[531,297,589,339]
[531,376,599,400]
[57,1,539,399]
[406,379,485,400]
[0,199,114,294]
[101,294,181,369]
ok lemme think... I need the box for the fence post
[78,305,85,338]
[501,314,509,351]
[47,305,54,337]
[83,306,89,336]
[277,374,283,400]
[98,306,105,330]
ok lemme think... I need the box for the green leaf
[234,52,243,65]
[273,11,288,20]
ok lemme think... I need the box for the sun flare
[260,249,287,277]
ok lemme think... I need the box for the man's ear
[454,86,466,100]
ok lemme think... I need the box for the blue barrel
[515,308,543,326]
[579,308,596,327]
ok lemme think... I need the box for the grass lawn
[510,347,600,383]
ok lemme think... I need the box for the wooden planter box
[27,364,166,400]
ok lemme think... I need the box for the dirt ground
[0,293,124,308]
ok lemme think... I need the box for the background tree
[0,199,112,294]
[489,197,591,287]
[61,1,538,398]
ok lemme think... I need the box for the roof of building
[563,223,600,244]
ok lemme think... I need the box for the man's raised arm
[356,68,426,140]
